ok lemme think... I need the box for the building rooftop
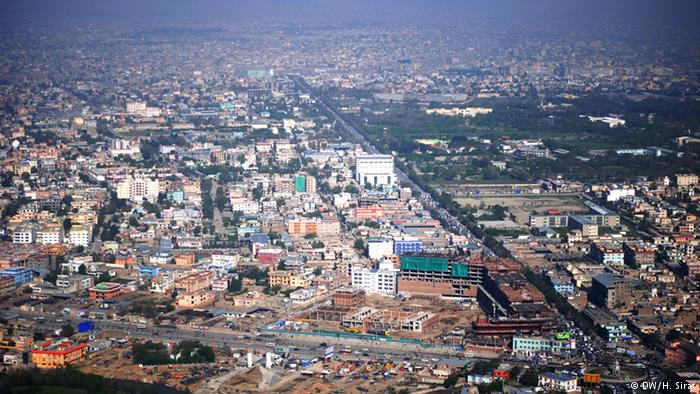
[593,273,624,288]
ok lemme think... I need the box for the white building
[538,372,578,392]
[607,187,635,202]
[210,254,239,273]
[39,223,64,245]
[56,274,94,293]
[68,224,92,247]
[230,200,260,214]
[150,271,175,293]
[351,262,398,295]
[62,256,96,273]
[212,279,228,292]
[116,175,160,202]
[290,288,315,302]
[126,101,147,113]
[366,238,394,260]
[110,139,141,157]
[12,224,36,244]
[356,154,395,187]
[587,115,625,128]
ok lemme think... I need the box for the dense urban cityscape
[1,1,700,393]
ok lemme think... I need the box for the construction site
[305,288,484,342]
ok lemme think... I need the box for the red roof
[32,343,87,356]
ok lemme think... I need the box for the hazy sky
[1,0,699,28]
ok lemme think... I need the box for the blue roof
[540,372,576,381]
[250,233,270,244]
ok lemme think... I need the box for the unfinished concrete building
[341,307,438,334]
[397,255,484,298]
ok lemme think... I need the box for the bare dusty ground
[456,195,585,225]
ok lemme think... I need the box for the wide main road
[293,76,489,254]
[20,311,475,367]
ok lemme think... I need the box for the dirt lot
[456,194,586,225]
[76,337,236,392]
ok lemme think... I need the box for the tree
[97,272,111,283]
[215,187,227,210]
[132,341,170,365]
[443,374,458,388]
[276,261,286,270]
[78,264,87,275]
[196,345,215,363]
[263,285,281,295]
[44,271,58,285]
[313,267,323,276]
[519,369,539,386]
[129,216,139,227]
[228,278,243,293]
[60,323,75,338]
[354,239,364,250]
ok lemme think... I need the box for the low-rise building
[68,224,92,248]
[512,336,576,357]
[0,267,34,285]
[175,290,215,308]
[32,340,88,369]
[590,243,624,267]
[56,274,94,293]
[665,341,700,368]
[538,372,578,392]
[12,224,36,244]
[88,282,123,300]
[351,262,398,295]
[175,271,212,292]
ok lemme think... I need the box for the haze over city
[0,1,699,393]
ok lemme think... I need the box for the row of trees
[0,367,175,394]
[132,340,215,365]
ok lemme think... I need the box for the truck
[275,346,290,355]
[78,321,95,333]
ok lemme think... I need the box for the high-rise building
[305,175,317,194]
[356,155,395,187]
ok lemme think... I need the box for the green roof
[295,176,306,193]
[95,284,110,290]
[400,256,449,272]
